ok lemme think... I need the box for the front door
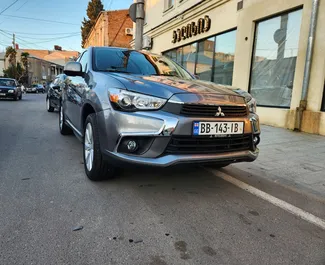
[65,51,90,134]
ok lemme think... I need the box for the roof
[21,49,50,59]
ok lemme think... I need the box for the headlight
[247,97,257,113]
[108,88,167,111]
[233,89,256,113]
[8,90,14,93]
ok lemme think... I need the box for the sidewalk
[230,125,325,199]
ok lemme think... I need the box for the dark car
[60,47,260,181]
[46,74,65,112]
[0,78,23,101]
[27,84,45,93]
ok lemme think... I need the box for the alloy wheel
[84,123,94,172]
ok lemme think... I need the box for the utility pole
[134,0,144,50]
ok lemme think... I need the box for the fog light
[126,140,138,152]
[253,136,260,146]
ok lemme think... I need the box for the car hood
[108,73,243,99]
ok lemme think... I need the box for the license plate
[0,93,5,96]
[193,121,244,136]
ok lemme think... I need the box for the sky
[0,0,133,53]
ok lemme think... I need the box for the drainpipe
[295,0,320,130]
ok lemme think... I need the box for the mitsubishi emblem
[215,106,225,117]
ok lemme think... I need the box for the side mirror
[64,62,83,77]
[52,85,60,90]
[194,74,200,79]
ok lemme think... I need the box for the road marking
[205,168,325,230]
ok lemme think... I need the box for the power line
[1,29,80,36]
[15,0,29,11]
[0,14,80,26]
[0,0,19,15]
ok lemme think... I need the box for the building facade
[2,48,78,84]
[139,0,325,135]
[27,56,63,84]
[84,9,133,48]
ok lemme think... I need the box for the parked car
[46,74,65,112]
[60,47,260,181]
[0,78,23,101]
[27,84,45,93]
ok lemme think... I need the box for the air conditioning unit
[125,28,133,36]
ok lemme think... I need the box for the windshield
[93,48,193,80]
[0,79,15,87]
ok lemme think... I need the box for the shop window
[213,30,236,85]
[182,43,197,74]
[250,9,302,108]
[195,37,215,81]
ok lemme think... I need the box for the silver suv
[60,47,260,181]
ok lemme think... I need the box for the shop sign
[172,15,211,43]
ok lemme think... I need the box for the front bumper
[97,107,260,167]
[102,149,259,167]
[0,92,17,98]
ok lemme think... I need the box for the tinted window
[93,48,193,79]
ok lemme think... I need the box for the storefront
[136,0,325,135]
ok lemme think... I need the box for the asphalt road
[0,94,324,265]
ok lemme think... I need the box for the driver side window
[78,51,88,73]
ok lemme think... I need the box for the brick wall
[107,9,133,48]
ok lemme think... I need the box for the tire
[19,93,22,100]
[46,97,54,112]
[83,114,116,181]
[13,95,18,101]
[59,104,72,135]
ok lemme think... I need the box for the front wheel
[47,98,54,112]
[83,114,116,181]
[18,93,22,100]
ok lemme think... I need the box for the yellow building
[136,0,325,135]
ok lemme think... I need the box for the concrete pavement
[229,124,325,199]
[0,94,324,265]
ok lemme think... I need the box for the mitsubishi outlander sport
[60,47,260,181]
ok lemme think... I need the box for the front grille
[165,134,252,155]
[180,104,248,117]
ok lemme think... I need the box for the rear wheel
[46,97,54,112]
[59,104,72,135]
[83,114,116,181]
